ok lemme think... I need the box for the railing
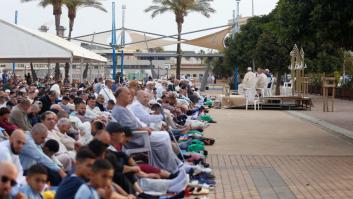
[309,85,353,100]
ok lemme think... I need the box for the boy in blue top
[55,148,96,199]
[75,159,114,199]
[20,164,48,199]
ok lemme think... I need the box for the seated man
[0,107,18,135]
[9,98,32,131]
[85,95,100,120]
[86,95,110,121]
[112,87,182,174]
[75,159,123,199]
[95,94,107,112]
[256,68,268,91]
[238,67,256,94]
[41,111,75,173]
[72,101,91,123]
[0,161,26,199]
[55,148,96,199]
[19,164,48,199]
[0,129,26,184]
[59,96,74,113]
[129,90,165,128]
[105,123,171,179]
[19,123,66,185]
[56,118,79,151]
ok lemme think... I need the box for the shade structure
[74,30,179,51]
[124,31,178,51]
[0,19,107,63]
[183,27,232,51]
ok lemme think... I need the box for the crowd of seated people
[0,76,217,199]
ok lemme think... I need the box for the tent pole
[120,4,126,83]
[69,57,73,83]
[111,2,117,80]
[12,10,18,76]
[80,58,83,82]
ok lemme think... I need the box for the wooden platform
[263,96,312,110]
[220,95,312,110]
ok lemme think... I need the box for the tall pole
[120,4,126,83]
[251,0,255,71]
[233,0,240,94]
[252,0,254,16]
[111,2,117,80]
[13,11,18,76]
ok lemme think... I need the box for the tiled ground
[206,154,353,199]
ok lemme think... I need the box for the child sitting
[74,159,115,199]
[20,164,48,199]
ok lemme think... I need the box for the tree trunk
[176,22,182,79]
[46,63,51,80]
[83,63,89,79]
[54,14,61,36]
[64,62,70,82]
[30,62,38,82]
[53,1,62,36]
[200,57,212,92]
[68,14,75,41]
[54,63,61,81]
[65,15,75,82]
[275,72,281,95]
[53,5,62,82]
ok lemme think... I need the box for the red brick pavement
[204,154,353,199]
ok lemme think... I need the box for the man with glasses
[0,161,26,199]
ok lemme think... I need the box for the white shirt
[85,105,100,120]
[127,100,148,128]
[156,85,166,99]
[243,71,256,88]
[0,140,25,183]
[99,85,116,105]
[256,73,268,89]
[129,101,164,125]
[50,84,61,96]
[47,129,70,154]
[56,129,77,151]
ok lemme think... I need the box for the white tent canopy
[0,19,107,63]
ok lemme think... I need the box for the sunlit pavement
[203,108,353,199]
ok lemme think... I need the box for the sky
[0,0,279,51]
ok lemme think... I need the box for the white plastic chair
[124,131,153,164]
[243,78,260,110]
[282,81,292,96]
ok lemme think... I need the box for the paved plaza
[203,98,353,199]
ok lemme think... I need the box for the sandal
[201,138,215,145]
[191,187,210,195]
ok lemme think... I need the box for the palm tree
[22,0,64,81]
[22,0,63,36]
[145,0,215,79]
[64,0,106,41]
[62,0,106,82]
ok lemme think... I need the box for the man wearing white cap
[238,67,256,94]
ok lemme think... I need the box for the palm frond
[146,0,215,18]
[38,0,54,8]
